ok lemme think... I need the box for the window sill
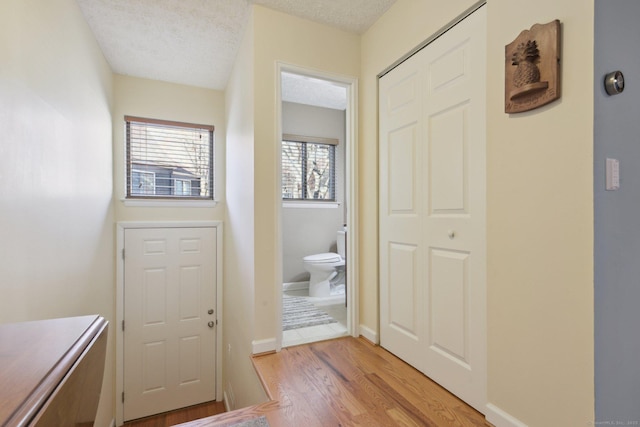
[283,201,341,209]
[122,199,218,208]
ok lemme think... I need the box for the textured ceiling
[76,0,250,90]
[76,0,395,109]
[282,72,347,110]
[252,0,396,34]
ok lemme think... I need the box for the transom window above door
[125,116,214,200]
[281,134,338,201]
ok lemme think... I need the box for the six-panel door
[123,227,216,421]
[379,6,487,412]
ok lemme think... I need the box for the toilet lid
[303,253,341,263]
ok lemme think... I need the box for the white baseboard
[252,337,276,354]
[283,281,309,292]
[485,403,528,427]
[359,324,378,344]
[108,419,116,427]
[223,391,233,412]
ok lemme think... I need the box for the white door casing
[275,62,360,352]
[379,6,486,412]
[123,226,217,421]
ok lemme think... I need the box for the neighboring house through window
[125,116,214,200]
[282,134,338,201]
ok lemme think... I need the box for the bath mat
[282,295,337,331]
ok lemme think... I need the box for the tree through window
[282,134,337,201]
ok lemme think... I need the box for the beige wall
[223,4,360,409]
[112,74,226,223]
[486,1,594,425]
[362,0,595,425]
[223,8,265,410]
[252,5,360,342]
[0,0,115,425]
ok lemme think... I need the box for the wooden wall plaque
[505,20,561,114]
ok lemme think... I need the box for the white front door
[123,227,217,421]
[379,6,487,412]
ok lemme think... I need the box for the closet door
[379,5,487,412]
[379,52,426,371]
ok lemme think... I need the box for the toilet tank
[337,230,346,258]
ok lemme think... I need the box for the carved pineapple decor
[505,20,561,114]
[512,40,541,87]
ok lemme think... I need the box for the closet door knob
[208,321,215,328]
[448,230,456,239]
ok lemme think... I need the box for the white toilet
[303,229,346,298]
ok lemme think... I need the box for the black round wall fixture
[604,71,625,95]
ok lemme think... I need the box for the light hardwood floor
[123,401,226,427]
[176,336,491,427]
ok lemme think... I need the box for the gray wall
[282,102,346,283]
[595,0,640,421]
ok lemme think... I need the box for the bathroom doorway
[276,64,358,349]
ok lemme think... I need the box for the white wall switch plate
[606,158,620,191]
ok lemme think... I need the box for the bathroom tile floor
[282,288,348,347]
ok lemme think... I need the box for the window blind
[125,116,214,200]
[282,134,337,201]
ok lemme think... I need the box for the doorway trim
[274,62,359,351]
[115,220,223,426]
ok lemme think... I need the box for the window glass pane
[306,144,332,200]
[282,141,304,199]
[131,170,155,195]
[126,117,214,200]
[282,140,335,201]
[175,179,191,196]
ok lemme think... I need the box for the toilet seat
[303,253,341,263]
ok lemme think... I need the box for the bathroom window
[125,116,214,200]
[282,134,337,201]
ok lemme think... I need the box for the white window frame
[124,115,214,202]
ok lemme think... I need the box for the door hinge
[122,248,125,259]
[122,320,125,331]
[122,392,125,403]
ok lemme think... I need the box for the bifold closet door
[379,5,487,412]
